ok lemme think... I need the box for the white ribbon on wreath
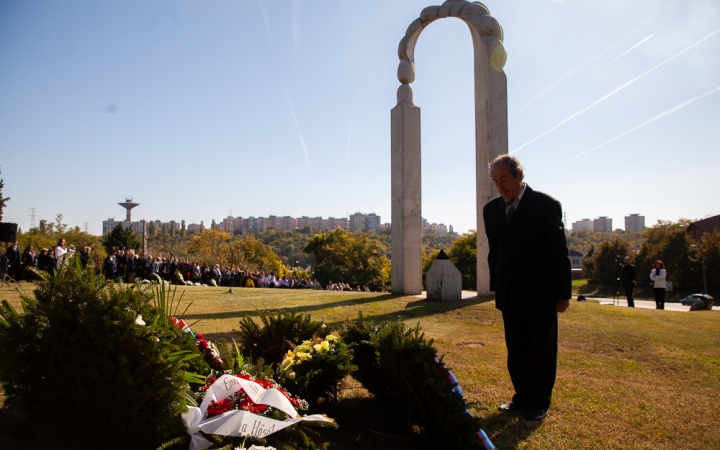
[183,374,333,450]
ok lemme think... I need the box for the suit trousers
[623,282,635,307]
[502,309,558,411]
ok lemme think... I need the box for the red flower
[240,396,269,414]
[207,398,235,417]
[236,373,251,380]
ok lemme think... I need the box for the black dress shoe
[523,407,547,421]
[498,401,523,412]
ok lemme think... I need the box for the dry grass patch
[1,282,719,449]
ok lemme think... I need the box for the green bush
[341,314,483,448]
[236,310,355,401]
[0,258,205,450]
[236,310,330,363]
[277,335,357,402]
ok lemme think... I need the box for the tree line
[580,220,719,293]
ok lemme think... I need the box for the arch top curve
[396,0,505,85]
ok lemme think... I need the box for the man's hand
[556,299,570,313]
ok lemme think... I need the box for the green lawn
[2,282,719,449]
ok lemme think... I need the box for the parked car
[680,293,714,306]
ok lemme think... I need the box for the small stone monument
[426,250,462,301]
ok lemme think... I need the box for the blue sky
[1,0,718,235]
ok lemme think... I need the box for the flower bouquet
[183,371,336,450]
[276,334,357,402]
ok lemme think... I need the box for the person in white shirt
[649,260,667,310]
[54,238,74,270]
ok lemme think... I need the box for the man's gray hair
[489,154,523,177]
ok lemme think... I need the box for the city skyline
[1,0,718,235]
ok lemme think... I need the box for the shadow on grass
[181,294,402,322]
[325,296,495,329]
[310,395,435,450]
[198,295,494,347]
[480,411,542,449]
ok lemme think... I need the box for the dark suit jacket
[483,185,571,314]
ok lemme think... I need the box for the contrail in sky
[512,28,720,154]
[561,86,720,164]
[258,0,311,169]
[601,34,654,68]
[512,33,648,115]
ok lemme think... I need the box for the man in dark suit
[483,154,571,421]
[6,241,22,281]
[620,256,637,307]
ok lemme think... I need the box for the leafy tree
[147,220,157,237]
[20,215,106,270]
[566,229,643,255]
[586,238,632,284]
[635,220,694,288]
[448,230,477,290]
[232,236,284,273]
[254,229,313,267]
[102,223,141,253]
[0,169,9,221]
[180,220,186,237]
[694,232,720,293]
[304,228,390,291]
[186,229,232,264]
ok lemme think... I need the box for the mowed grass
[2,282,719,449]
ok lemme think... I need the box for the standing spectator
[6,240,22,281]
[104,251,117,280]
[191,262,201,284]
[54,239,70,270]
[620,256,637,308]
[37,249,52,272]
[650,260,667,310]
[135,252,147,279]
[79,246,91,269]
[116,250,126,280]
[21,244,37,280]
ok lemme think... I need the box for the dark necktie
[505,198,517,223]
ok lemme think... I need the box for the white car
[680,294,713,306]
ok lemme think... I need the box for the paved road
[433,291,719,313]
[583,296,719,312]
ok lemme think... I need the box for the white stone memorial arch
[391,0,508,296]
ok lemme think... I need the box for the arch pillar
[391,0,508,296]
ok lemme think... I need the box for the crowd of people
[100,250,372,291]
[2,240,372,291]
[1,239,91,281]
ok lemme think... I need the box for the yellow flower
[288,372,296,380]
[325,334,338,342]
[296,351,311,361]
[313,343,323,353]
[280,356,293,370]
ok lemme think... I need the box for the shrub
[276,334,357,402]
[236,310,355,401]
[341,314,483,448]
[236,310,330,363]
[0,258,205,450]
